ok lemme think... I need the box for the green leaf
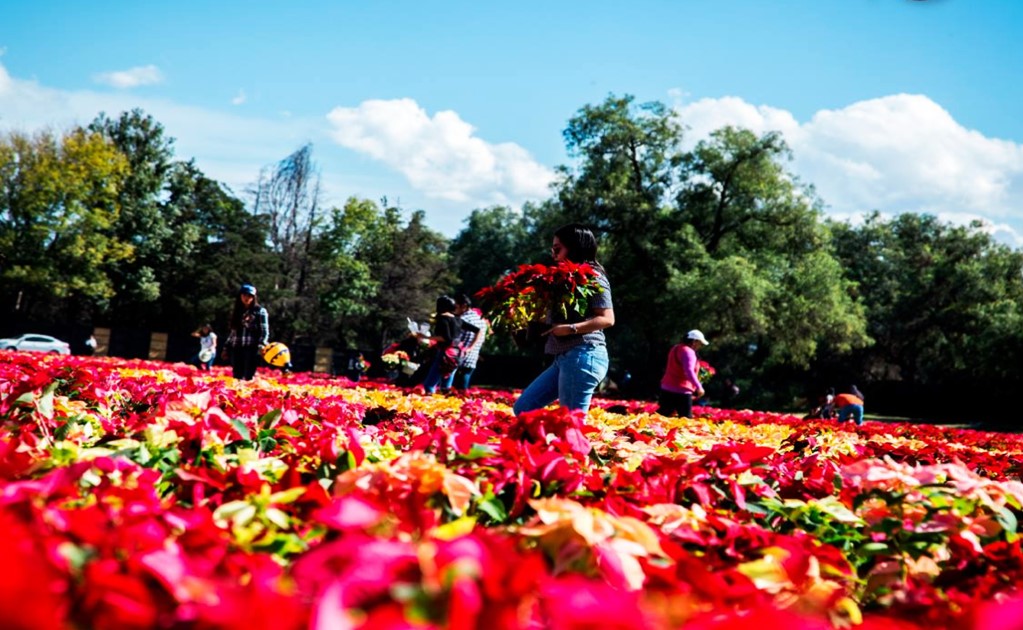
[342,450,357,471]
[230,418,251,441]
[996,505,1018,538]
[460,443,498,460]
[269,486,307,504]
[477,495,508,523]
[53,420,72,441]
[860,542,889,553]
[15,392,35,405]
[811,496,864,524]
[36,381,58,419]
[259,409,283,431]
[57,542,92,572]
[265,507,291,530]
[743,502,770,517]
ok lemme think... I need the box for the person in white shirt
[191,323,218,371]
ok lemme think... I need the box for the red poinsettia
[475,261,601,333]
[698,360,716,384]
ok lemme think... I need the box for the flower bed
[1,351,1022,629]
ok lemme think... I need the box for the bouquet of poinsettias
[475,261,602,335]
[698,359,715,383]
[380,350,409,369]
[354,353,371,373]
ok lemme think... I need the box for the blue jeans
[422,353,455,393]
[453,366,475,390]
[837,404,864,426]
[513,344,609,415]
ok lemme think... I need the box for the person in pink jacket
[657,329,710,418]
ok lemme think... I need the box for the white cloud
[676,96,802,142]
[673,93,1023,245]
[231,89,246,106]
[93,64,164,89]
[326,98,556,206]
[0,61,320,196]
[0,61,512,236]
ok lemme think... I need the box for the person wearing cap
[223,283,270,380]
[657,329,710,418]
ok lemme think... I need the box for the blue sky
[2,0,1022,242]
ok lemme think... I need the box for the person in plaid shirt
[223,284,269,380]
[454,294,488,390]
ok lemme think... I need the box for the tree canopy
[0,128,131,321]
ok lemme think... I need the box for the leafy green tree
[363,209,457,349]
[671,127,870,376]
[313,197,391,347]
[830,212,1023,411]
[158,160,275,332]
[0,128,131,323]
[88,109,176,322]
[88,109,279,336]
[448,205,533,296]
[311,199,456,351]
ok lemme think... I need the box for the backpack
[439,342,465,377]
[435,312,465,377]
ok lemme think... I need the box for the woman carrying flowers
[421,295,463,394]
[513,224,615,415]
[657,329,710,418]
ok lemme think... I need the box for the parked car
[0,333,71,354]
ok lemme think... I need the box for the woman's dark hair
[436,295,457,314]
[553,223,598,263]
[230,291,261,330]
[455,294,473,307]
[553,223,605,274]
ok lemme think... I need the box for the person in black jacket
[421,295,462,394]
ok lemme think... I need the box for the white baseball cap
[686,329,709,345]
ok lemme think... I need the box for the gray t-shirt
[544,270,613,355]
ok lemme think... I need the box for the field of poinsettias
[3,352,1023,630]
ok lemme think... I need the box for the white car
[0,333,71,354]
